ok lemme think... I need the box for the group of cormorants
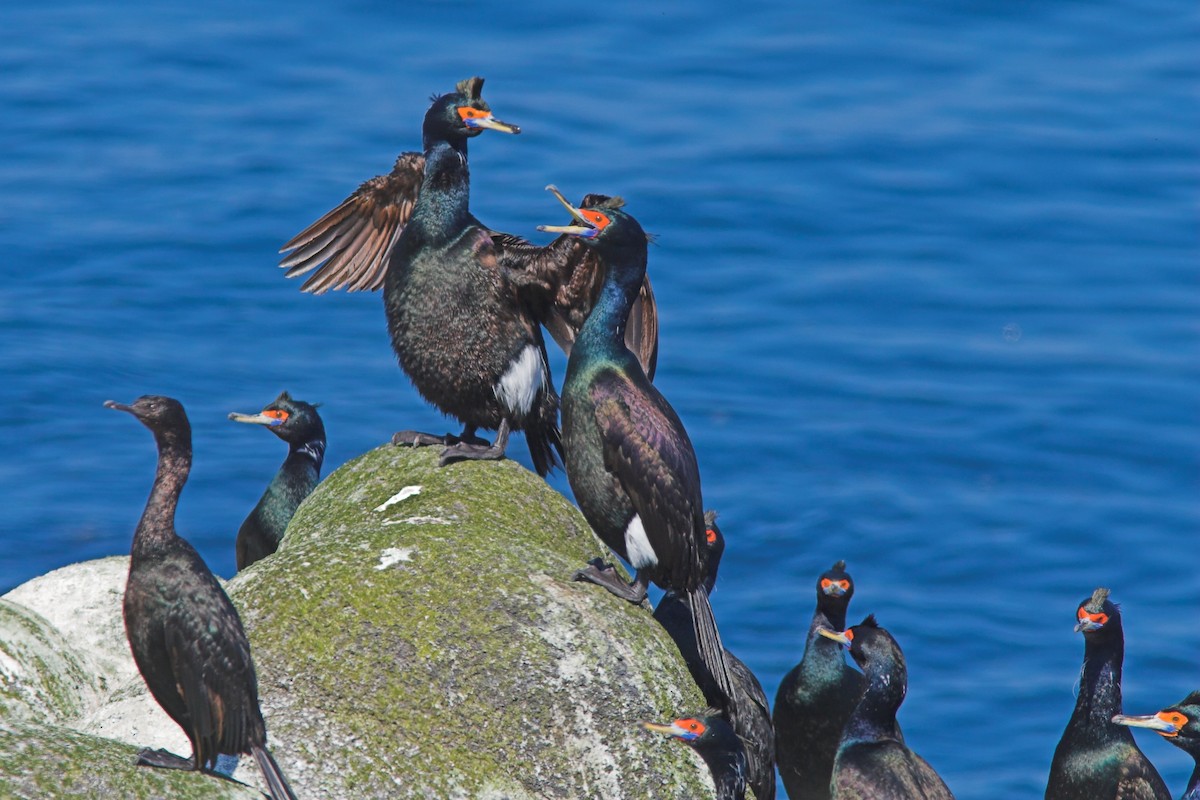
[98,76,1199,800]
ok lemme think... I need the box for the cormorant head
[642,709,741,754]
[538,185,650,260]
[1114,691,1200,756]
[701,510,725,589]
[229,391,325,445]
[819,614,906,685]
[423,76,520,145]
[817,559,854,601]
[1073,587,1122,641]
[104,395,191,448]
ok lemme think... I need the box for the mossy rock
[0,600,98,724]
[229,444,713,799]
[0,720,258,800]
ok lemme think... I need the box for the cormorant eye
[705,528,717,544]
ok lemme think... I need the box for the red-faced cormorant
[1045,588,1169,800]
[277,78,658,474]
[1114,691,1200,800]
[538,186,736,719]
[819,616,955,800]
[228,391,325,571]
[643,710,747,800]
[774,560,865,800]
[105,396,297,800]
[653,512,775,800]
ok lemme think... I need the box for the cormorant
[105,395,297,800]
[1114,691,1200,800]
[278,78,658,473]
[1045,588,1169,800]
[653,512,775,800]
[643,710,747,800]
[774,560,864,800]
[228,391,325,571]
[538,186,736,717]
[819,616,955,800]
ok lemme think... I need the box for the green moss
[0,721,258,800]
[0,601,96,724]
[228,445,713,799]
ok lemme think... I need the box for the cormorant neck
[134,433,190,553]
[413,140,472,238]
[1185,761,1200,800]
[575,260,645,357]
[697,746,747,800]
[288,437,326,469]
[801,603,847,668]
[1070,635,1125,738]
[844,660,905,744]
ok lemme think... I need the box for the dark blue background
[2,2,1197,796]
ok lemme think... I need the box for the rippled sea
[2,1,1197,796]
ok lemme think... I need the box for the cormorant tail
[252,745,298,800]
[686,586,736,720]
[525,399,564,477]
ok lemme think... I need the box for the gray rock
[0,445,717,799]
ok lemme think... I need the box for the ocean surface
[1,1,1197,796]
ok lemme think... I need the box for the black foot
[392,430,452,447]
[573,558,649,604]
[439,441,506,467]
[135,747,194,770]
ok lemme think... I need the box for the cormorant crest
[832,560,847,571]
[858,614,880,629]
[456,76,485,100]
[273,390,293,404]
[1084,587,1111,613]
[704,510,719,526]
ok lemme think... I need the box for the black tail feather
[252,745,298,800]
[686,586,736,721]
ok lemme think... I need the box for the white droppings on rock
[374,485,422,511]
[381,515,453,526]
[375,547,416,570]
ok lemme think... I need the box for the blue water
[1,1,1196,796]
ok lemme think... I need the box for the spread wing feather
[279,152,424,294]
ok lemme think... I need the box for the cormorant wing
[491,217,659,380]
[589,369,703,585]
[1113,752,1172,800]
[163,588,258,764]
[279,152,424,294]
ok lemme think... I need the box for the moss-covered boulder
[0,445,717,799]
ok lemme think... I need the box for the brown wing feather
[279,152,424,294]
[590,371,703,587]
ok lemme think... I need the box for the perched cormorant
[1114,691,1200,800]
[105,395,297,800]
[774,560,864,800]
[819,616,955,800]
[228,391,325,571]
[1045,588,1169,800]
[643,710,747,800]
[278,77,658,473]
[538,186,736,715]
[653,512,775,800]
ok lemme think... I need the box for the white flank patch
[375,547,416,570]
[494,345,544,417]
[624,515,658,569]
[374,485,422,512]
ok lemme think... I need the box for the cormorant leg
[573,558,650,604]
[439,419,510,466]
[451,425,490,448]
[135,747,195,770]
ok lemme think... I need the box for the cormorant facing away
[1045,588,1169,800]
[229,391,325,571]
[105,396,297,800]
[1114,691,1200,800]
[774,560,865,800]
[539,186,736,719]
[278,77,658,474]
[819,616,955,800]
[653,512,775,800]
[643,710,747,800]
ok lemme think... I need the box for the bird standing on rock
[278,77,658,474]
[1114,691,1200,800]
[643,710,748,800]
[539,186,736,717]
[653,512,775,800]
[1045,587,1169,800]
[229,391,325,571]
[819,616,955,800]
[105,395,297,800]
[774,560,864,800]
